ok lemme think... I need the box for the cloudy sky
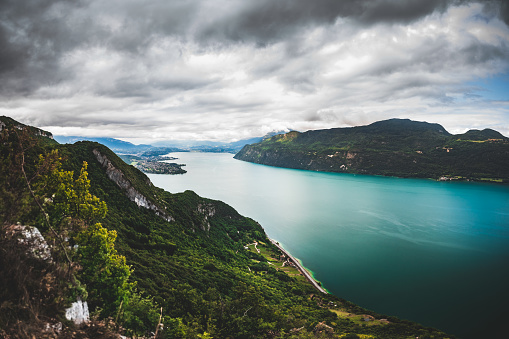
[1,0,509,142]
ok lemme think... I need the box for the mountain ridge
[56,130,292,154]
[234,118,509,182]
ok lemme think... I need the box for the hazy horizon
[50,117,509,145]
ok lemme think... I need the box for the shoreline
[234,157,508,185]
[270,239,328,294]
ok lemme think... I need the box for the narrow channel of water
[148,152,509,339]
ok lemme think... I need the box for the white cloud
[1,1,509,142]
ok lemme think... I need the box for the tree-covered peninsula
[234,119,509,182]
[0,116,454,338]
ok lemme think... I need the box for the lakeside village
[119,154,187,175]
[133,159,186,175]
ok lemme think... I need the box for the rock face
[235,147,366,174]
[93,149,173,222]
[65,299,89,325]
[197,203,216,231]
[9,225,52,261]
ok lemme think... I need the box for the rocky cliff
[93,148,173,222]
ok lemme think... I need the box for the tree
[31,151,129,319]
[75,223,132,317]
[120,292,160,336]
[30,153,107,266]
[40,159,107,232]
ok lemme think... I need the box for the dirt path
[246,242,260,253]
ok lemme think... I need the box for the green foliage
[75,223,132,317]
[164,317,191,338]
[72,162,108,222]
[0,122,55,225]
[342,334,360,339]
[120,292,160,336]
[235,118,509,182]
[40,159,107,230]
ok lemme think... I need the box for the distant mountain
[55,130,292,154]
[234,118,509,182]
[152,139,222,148]
[152,139,254,153]
[54,135,153,153]
[227,136,266,149]
[152,130,293,153]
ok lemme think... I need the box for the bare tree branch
[15,129,73,267]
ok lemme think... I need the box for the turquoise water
[148,152,509,339]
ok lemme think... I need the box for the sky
[1,0,509,143]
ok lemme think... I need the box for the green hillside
[0,116,454,338]
[234,119,509,182]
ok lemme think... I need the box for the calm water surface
[148,152,509,339]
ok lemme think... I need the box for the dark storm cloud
[1,0,508,141]
[483,0,509,25]
[357,0,450,24]
[0,0,507,98]
[0,0,85,95]
[195,0,500,45]
[196,0,359,44]
[0,0,199,97]
[88,1,199,53]
[503,1,509,24]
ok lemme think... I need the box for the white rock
[65,299,89,325]
[11,225,52,261]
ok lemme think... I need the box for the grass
[479,178,503,183]
[457,139,504,143]
[329,309,390,327]
[457,139,487,143]
[245,242,309,283]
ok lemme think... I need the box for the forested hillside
[234,119,509,182]
[0,116,454,338]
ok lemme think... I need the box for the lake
[147,152,509,339]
